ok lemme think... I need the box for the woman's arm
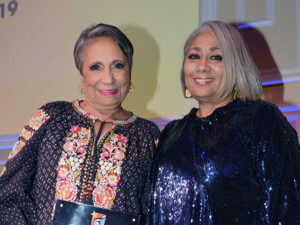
[253,103,300,224]
[0,108,50,224]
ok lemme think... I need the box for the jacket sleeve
[0,108,50,225]
[253,103,300,224]
[140,121,160,225]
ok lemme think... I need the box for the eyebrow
[190,47,221,52]
[90,59,127,65]
[112,59,127,63]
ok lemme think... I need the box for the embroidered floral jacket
[0,100,160,225]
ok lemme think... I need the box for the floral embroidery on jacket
[55,125,91,201]
[0,100,160,225]
[54,127,128,209]
[8,109,49,160]
[26,110,49,130]
[93,132,128,209]
[93,186,116,209]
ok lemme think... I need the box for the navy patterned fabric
[0,100,160,225]
[149,99,300,225]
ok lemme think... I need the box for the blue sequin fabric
[149,99,300,225]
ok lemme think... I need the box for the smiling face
[184,30,226,104]
[80,37,130,112]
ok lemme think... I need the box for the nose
[197,57,210,72]
[102,68,114,84]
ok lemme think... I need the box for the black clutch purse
[52,199,141,225]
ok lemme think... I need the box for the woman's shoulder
[246,99,278,109]
[40,100,72,110]
[164,109,196,130]
[23,101,76,127]
[134,116,160,137]
[135,117,157,127]
[226,98,278,115]
[244,100,283,120]
[159,113,191,137]
[39,100,74,116]
[164,118,184,130]
[237,99,294,135]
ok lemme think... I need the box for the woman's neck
[196,96,232,118]
[80,101,131,122]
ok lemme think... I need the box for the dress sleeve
[140,122,160,225]
[0,108,50,224]
[253,104,300,224]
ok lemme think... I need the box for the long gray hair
[181,20,262,101]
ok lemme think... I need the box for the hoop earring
[129,82,135,92]
[185,89,192,98]
[77,85,84,95]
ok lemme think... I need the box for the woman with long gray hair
[149,20,300,224]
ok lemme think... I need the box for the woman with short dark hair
[0,23,160,225]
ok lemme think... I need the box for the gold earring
[129,82,135,92]
[185,89,192,98]
[77,85,84,95]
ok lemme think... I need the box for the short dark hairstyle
[74,23,134,74]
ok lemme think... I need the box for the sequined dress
[149,99,300,225]
[0,100,160,225]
